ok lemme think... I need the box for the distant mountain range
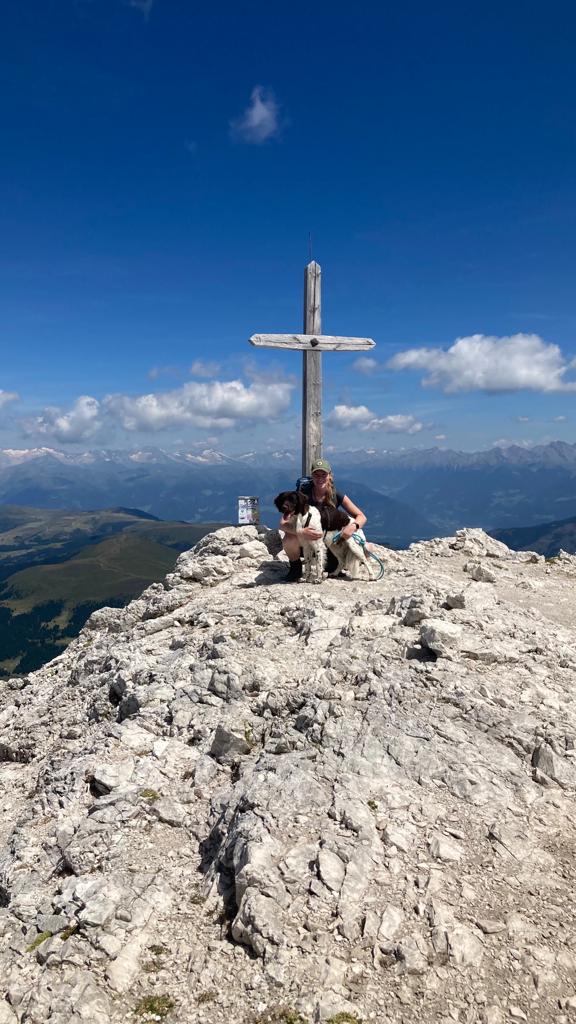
[331,441,576,534]
[3,438,574,679]
[2,440,576,539]
[491,514,576,558]
[0,446,436,548]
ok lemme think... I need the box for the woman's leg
[281,532,302,581]
[282,533,301,561]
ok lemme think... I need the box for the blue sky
[1,0,576,454]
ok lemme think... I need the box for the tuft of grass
[326,1014,363,1024]
[367,799,377,812]
[26,931,52,952]
[59,923,79,941]
[134,994,175,1018]
[143,942,168,972]
[142,959,162,973]
[197,990,217,1005]
[139,788,160,802]
[250,1007,308,1024]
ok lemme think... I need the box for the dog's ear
[295,490,309,515]
[333,510,351,530]
[274,492,288,513]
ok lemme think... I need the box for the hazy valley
[3,441,576,539]
[1,440,576,677]
[0,508,219,676]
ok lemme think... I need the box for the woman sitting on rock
[279,458,367,582]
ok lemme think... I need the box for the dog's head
[274,490,310,517]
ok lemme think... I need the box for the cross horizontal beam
[249,333,375,351]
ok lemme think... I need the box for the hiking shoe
[283,560,303,582]
[325,550,339,575]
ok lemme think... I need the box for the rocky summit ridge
[1,526,576,1024]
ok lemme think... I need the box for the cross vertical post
[302,261,322,477]
[249,265,375,476]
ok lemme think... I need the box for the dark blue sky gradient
[1,1,575,450]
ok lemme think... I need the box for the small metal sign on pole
[250,262,376,476]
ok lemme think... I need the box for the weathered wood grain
[302,262,322,475]
[249,333,375,351]
[249,261,377,476]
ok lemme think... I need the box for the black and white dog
[274,490,325,583]
[320,504,370,580]
[274,490,370,582]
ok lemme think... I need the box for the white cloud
[553,415,567,422]
[190,359,221,378]
[0,390,19,409]
[434,433,447,440]
[22,374,293,442]
[26,396,102,443]
[327,404,374,428]
[387,333,576,393]
[352,356,379,375]
[23,377,295,443]
[364,414,424,434]
[230,86,280,144]
[327,404,423,434]
[106,379,293,431]
[516,416,531,423]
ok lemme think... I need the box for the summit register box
[237,496,260,526]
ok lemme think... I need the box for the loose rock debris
[0,525,576,1023]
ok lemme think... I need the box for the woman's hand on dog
[339,522,357,540]
[300,526,323,541]
[278,516,322,541]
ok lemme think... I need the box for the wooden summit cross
[250,261,376,477]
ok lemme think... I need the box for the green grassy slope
[0,506,170,580]
[2,532,179,612]
[0,510,225,677]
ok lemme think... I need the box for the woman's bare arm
[340,495,367,537]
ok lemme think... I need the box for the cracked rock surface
[1,525,576,1023]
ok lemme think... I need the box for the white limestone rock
[429,834,463,863]
[0,1003,18,1024]
[236,540,269,560]
[0,523,575,1023]
[317,848,345,893]
[451,528,512,559]
[105,931,150,993]
[464,560,498,583]
[446,924,484,966]
[378,904,404,943]
[419,619,463,657]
